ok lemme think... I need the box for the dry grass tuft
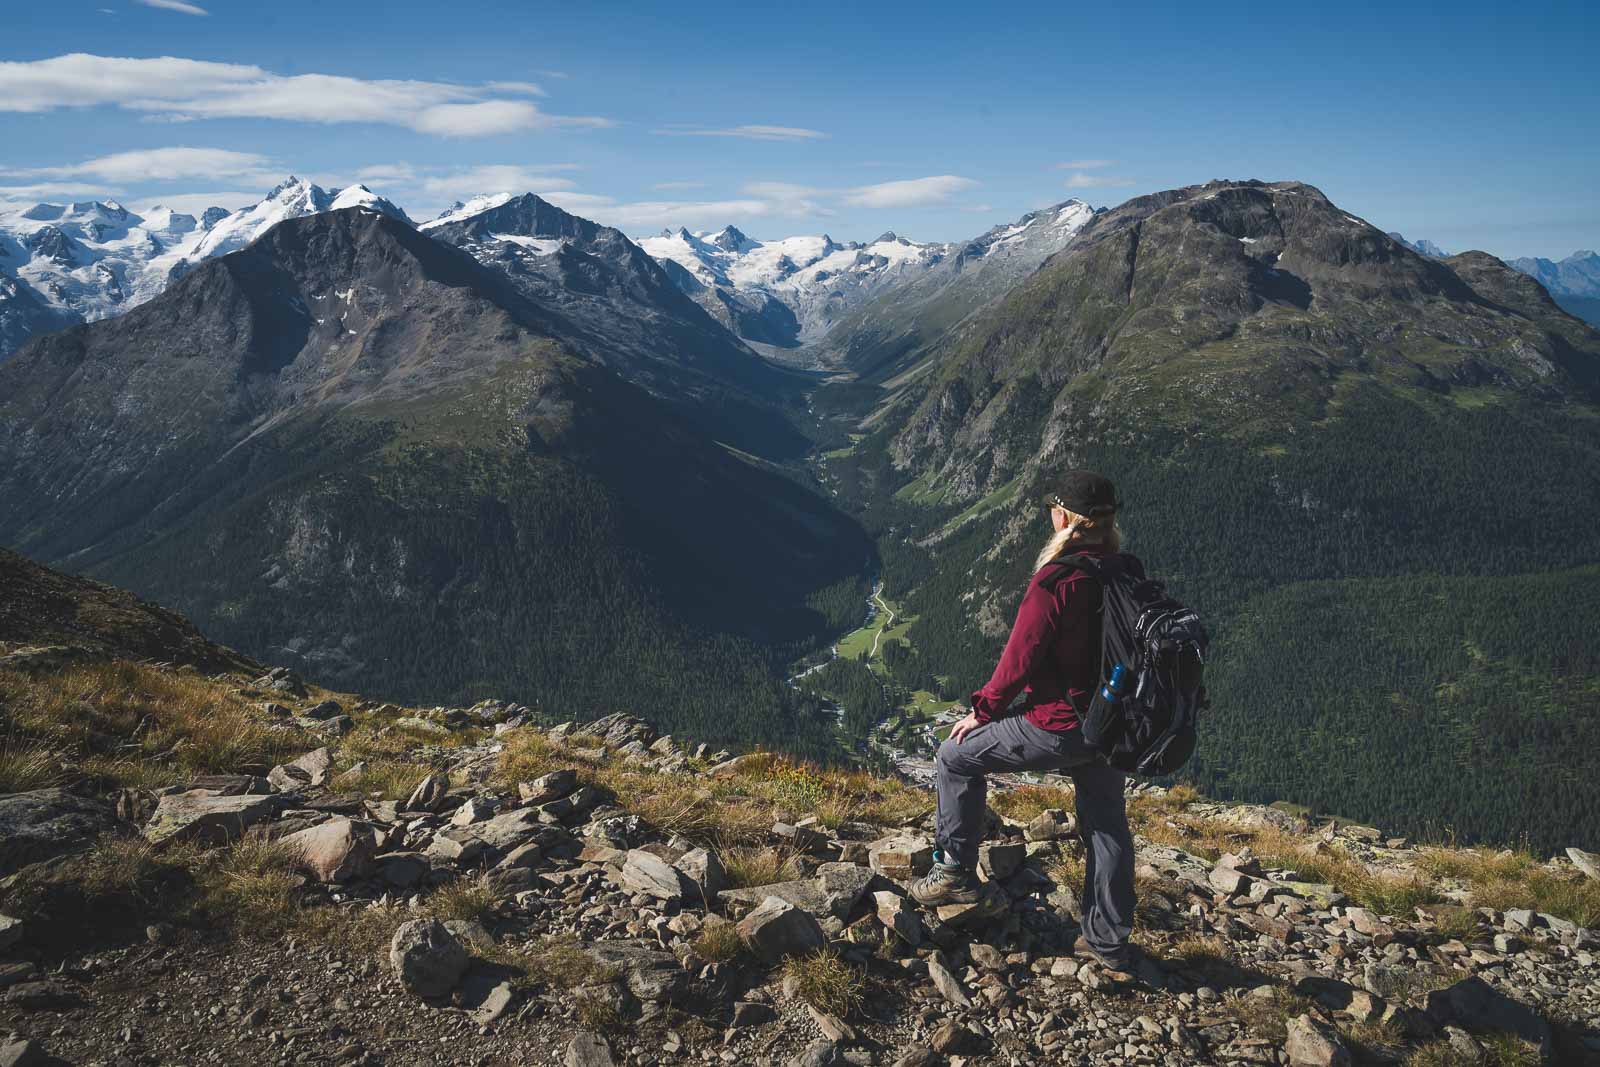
[197,831,309,935]
[692,917,744,962]
[427,873,500,923]
[1405,1032,1542,1067]
[781,948,864,1018]
[520,934,619,990]
[0,740,63,792]
[720,845,804,889]
[990,784,1075,822]
[1223,985,1316,1043]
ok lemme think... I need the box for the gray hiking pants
[934,714,1135,965]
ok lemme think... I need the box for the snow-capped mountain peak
[419,193,516,231]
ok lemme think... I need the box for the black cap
[1043,470,1117,517]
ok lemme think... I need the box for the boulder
[520,769,578,804]
[142,791,282,846]
[620,849,694,903]
[736,896,826,962]
[978,841,1026,881]
[0,789,119,876]
[1025,808,1073,841]
[402,773,450,814]
[926,956,972,1008]
[868,836,933,880]
[583,941,688,1004]
[1567,846,1600,882]
[280,818,377,883]
[299,699,344,721]
[720,880,833,918]
[266,747,332,792]
[873,890,923,946]
[450,797,499,826]
[389,918,468,998]
[566,1032,614,1067]
[815,861,875,916]
[1285,1014,1353,1067]
[675,847,727,899]
[473,808,547,852]
[425,828,485,866]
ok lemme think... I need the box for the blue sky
[2,0,1596,257]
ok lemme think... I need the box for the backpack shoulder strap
[1037,551,1114,591]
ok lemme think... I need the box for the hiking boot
[910,861,982,906]
[1073,934,1167,989]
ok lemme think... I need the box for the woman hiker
[909,470,1164,987]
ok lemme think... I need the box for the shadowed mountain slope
[0,207,867,751]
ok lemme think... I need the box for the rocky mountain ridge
[0,178,407,361]
[0,554,1596,1065]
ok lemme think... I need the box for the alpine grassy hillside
[0,207,869,755]
[819,179,1600,854]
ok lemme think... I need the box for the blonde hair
[1034,506,1121,572]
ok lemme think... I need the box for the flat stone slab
[142,791,283,846]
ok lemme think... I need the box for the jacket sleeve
[969,571,1067,723]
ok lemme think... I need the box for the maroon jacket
[970,546,1140,731]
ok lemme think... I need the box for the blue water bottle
[1100,663,1130,705]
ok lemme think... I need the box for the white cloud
[650,124,826,142]
[739,181,831,217]
[127,190,262,216]
[1056,159,1114,169]
[961,203,996,213]
[844,175,978,208]
[483,80,546,97]
[2,146,272,183]
[136,0,208,14]
[414,165,580,201]
[1064,172,1134,189]
[0,181,121,206]
[0,54,612,138]
[650,181,706,191]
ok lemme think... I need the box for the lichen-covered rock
[141,791,282,846]
[0,789,118,876]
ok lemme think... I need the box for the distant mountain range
[0,179,408,355]
[1385,236,1600,328]
[637,202,1096,360]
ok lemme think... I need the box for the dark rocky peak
[22,226,78,266]
[432,193,605,245]
[711,225,749,252]
[872,231,899,244]
[20,203,64,222]
[200,206,230,231]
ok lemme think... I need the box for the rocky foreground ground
[0,648,1596,1067]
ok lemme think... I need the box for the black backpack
[1040,552,1209,776]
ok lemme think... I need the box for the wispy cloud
[0,181,121,206]
[413,164,580,201]
[650,181,707,191]
[0,54,612,138]
[844,175,978,208]
[651,124,826,142]
[2,146,273,183]
[136,0,208,14]
[1055,159,1115,170]
[1063,172,1134,189]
